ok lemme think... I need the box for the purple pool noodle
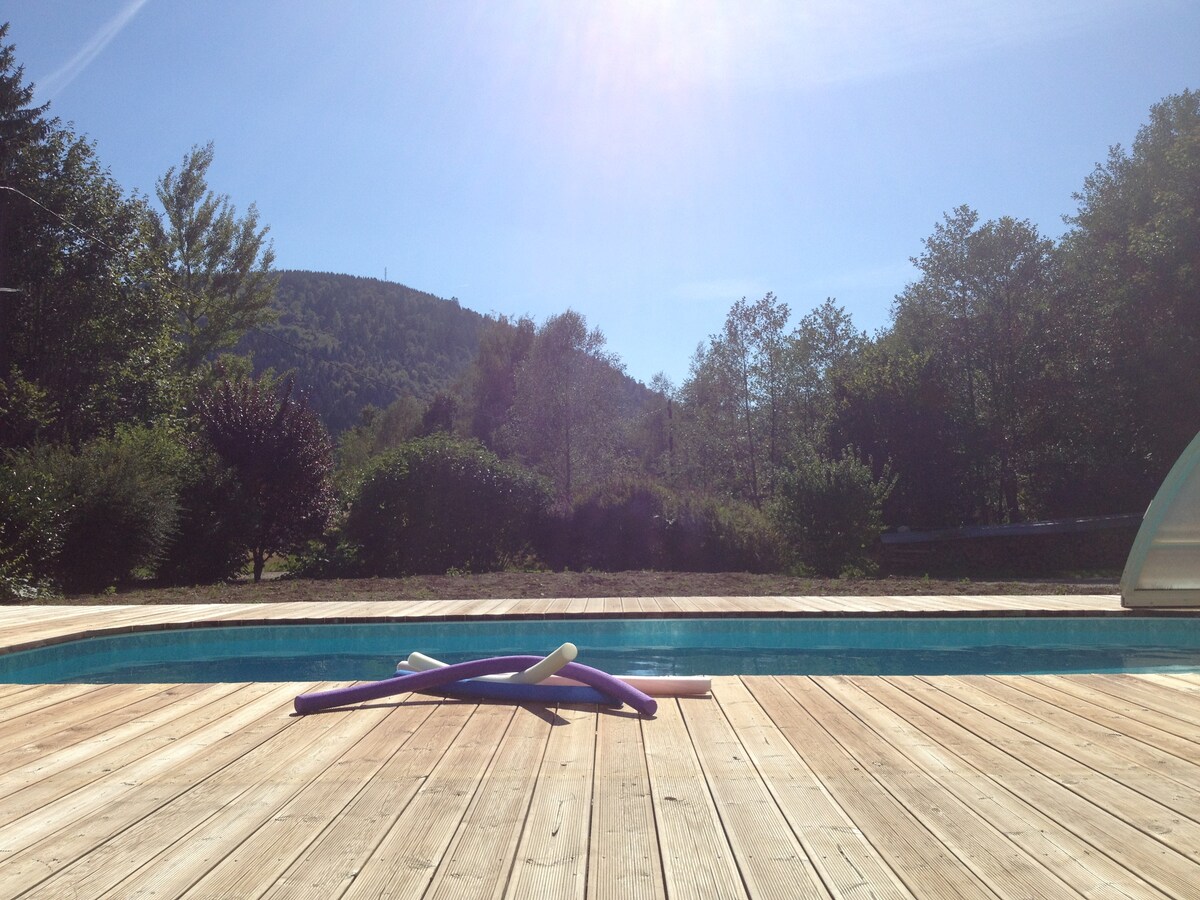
[294,655,657,716]
[554,661,657,715]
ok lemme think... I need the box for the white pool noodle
[405,643,576,684]
[510,642,577,683]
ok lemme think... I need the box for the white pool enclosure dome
[1122,430,1200,607]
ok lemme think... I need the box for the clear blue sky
[5,1,1198,385]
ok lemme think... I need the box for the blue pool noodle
[426,678,619,706]
[381,666,617,704]
[293,655,657,716]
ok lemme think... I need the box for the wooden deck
[1,597,1199,898]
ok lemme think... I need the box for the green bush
[155,447,255,585]
[664,493,781,573]
[538,479,781,573]
[771,449,895,576]
[41,425,183,594]
[340,435,552,575]
[554,479,671,571]
[0,452,65,601]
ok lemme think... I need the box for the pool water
[2,616,1199,682]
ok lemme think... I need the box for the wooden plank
[883,676,1200,899]
[0,681,314,896]
[340,701,518,899]
[176,699,441,898]
[1061,673,1200,729]
[0,682,177,757]
[1136,672,1200,694]
[971,676,1200,790]
[642,697,747,899]
[711,677,914,900]
[0,682,105,725]
[0,594,1142,663]
[0,683,41,704]
[0,683,271,824]
[842,675,1175,900]
[924,676,1200,831]
[654,596,684,615]
[679,691,829,899]
[424,703,555,900]
[776,676,1087,899]
[71,698,400,899]
[743,677,998,899]
[587,707,665,900]
[0,682,214,780]
[506,704,597,899]
[261,698,478,899]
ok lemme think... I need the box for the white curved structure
[1122,430,1200,607]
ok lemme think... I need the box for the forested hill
[239,271,490,433]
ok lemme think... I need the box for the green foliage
[0,367,56,448]
[155,445,255,585]
[19,426,185,594]
[340,435,552,576]
[334,397,424,485]
[504,310,627,505]
[155,142,277,373]
[538,478,780,573]
[197,375,335,581]
[0,447,64,600]
[0,29,177,448]
[1061,89,1200,496]
[829,342,964,529]
[662,492,781,573]
[772,449,895,577]
[460,315,536,447]
[551,479,673,571]
[888,207,1057,524]
[677,294,864,509]
[240,271,490,434]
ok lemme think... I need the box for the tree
[1061,89,1200,496]
[0,26,176,446]
[461,314,536,447]
[890,207,1058,523]
[675,294,862,507]
[829,340,965,528]
[504,311,625,505]
[196,375,334,581]
[156,142,277,372]
[679,294,788,507]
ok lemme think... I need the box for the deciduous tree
[504,311,625,505]
[890,207,1057,523]
[0,25,175,446]
[1062,89,1200,494]
[196,375,334,581]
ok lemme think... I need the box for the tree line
[331,87,1200,578]
[2,17,1198,594]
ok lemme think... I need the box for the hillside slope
[239,271,490,432]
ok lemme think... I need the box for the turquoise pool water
[2,616,1199,682]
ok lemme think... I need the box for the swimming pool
[2,615,1199,682]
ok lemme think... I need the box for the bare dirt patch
[37,570,1119,605]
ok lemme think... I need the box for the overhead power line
[0,183,122,253]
